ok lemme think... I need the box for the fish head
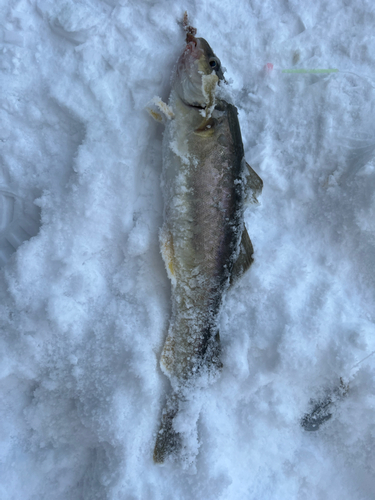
[173,35,224,108]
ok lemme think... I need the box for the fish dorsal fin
[245,162,263,204]
[230,226,254,286]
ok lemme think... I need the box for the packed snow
[1,0,375,498]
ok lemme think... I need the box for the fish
[149,15,263,464]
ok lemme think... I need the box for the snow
[0,0,375,498]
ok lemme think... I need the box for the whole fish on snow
[149,17,263,464]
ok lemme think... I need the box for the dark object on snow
[301,378,348,431]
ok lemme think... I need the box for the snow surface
[1,0,375,498]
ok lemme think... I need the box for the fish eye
[209,58,220,70]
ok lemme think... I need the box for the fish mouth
[186,32,197,45]
[182,40,201,61]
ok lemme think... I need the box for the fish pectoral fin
[159,225,176,284]
[230,226,254,285]
[245,162,263,204]
[194,116,215,134]
[147,96,175,123]
[147,108,163,122]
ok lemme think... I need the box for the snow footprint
[0,185,40,267]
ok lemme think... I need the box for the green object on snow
[282,68,339,73]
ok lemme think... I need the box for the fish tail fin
[153,393,181,464]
